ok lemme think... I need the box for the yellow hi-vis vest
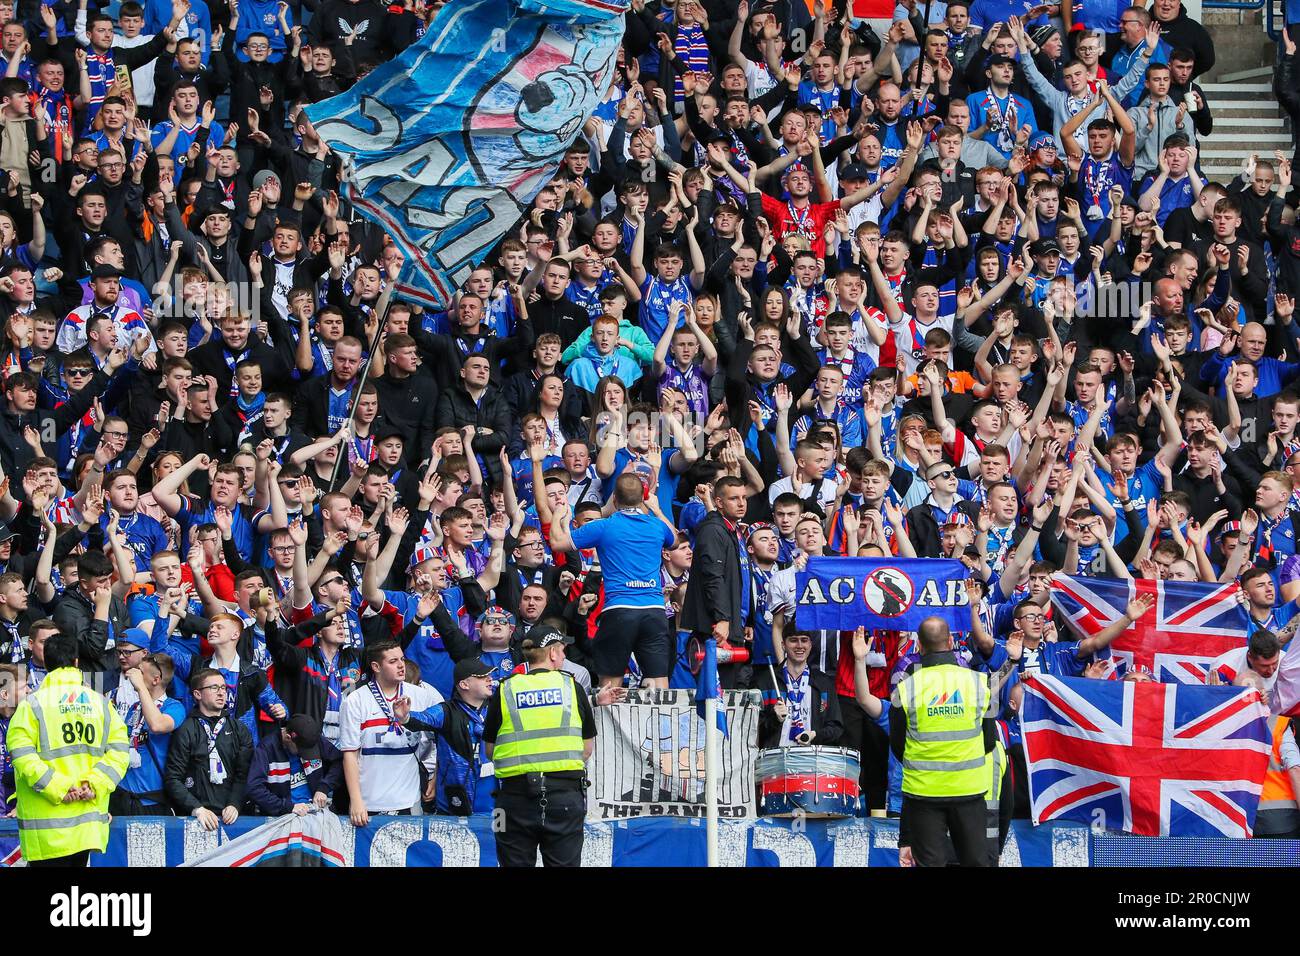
[893,662,990,799]
[493,670,585,778]
[6,667,130,861]
[1260,716,1298,811]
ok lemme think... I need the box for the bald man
[1201,320,1300,399]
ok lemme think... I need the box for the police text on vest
[515,688,564,708]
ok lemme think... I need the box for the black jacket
[164,711,255,813]
[412,323,534,388]
[293,373,357,438]
[372,368,439,463]
[245,732,345,815]
[752,665,844,749]
[679,512,743,637]
[52,586,131,673]
[266,612,365,730]
[188,338,294,397]
[0,367,111,486]
[525,295,590,354]
[434,384,512,484]
[907,498,983,559]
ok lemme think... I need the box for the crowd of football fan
[0,0,1298,832]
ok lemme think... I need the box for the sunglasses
[930,469,956,481]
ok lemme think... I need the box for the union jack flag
[1050,575,1248,683]
[1021,674,1271,837]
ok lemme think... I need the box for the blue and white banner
[0,817,1087,867]
[304,0,626,308]
[795,558,970,632]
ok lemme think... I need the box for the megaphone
[687,636,751,676]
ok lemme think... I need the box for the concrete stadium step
[1199,83,1275,95]
[1211,116,1287,127]
[1217,66,1280,83]
[1202,132,1292,142]
[1211,100,1284,112]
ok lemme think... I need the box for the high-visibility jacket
[1260,716,1299,811]
[6,667,130,861]
[893,662,990,799]
[492,670,585,778]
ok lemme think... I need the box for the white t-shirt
[768,475,839,510]
[338,680,444,813]
[851,306,890,363]
[768,565,799,621]
[890,312,954,378]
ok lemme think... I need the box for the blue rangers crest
[305,0,627,308]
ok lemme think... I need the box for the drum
[755,746,861,818]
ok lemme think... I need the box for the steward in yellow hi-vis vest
[484,627,596,868]
[890,617,1006,868]
[7,634,130,866]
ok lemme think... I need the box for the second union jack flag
[1050,575,1249,683]
[1021,674,1271,836]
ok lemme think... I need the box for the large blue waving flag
[304,0,627,308]
[794,558,970,632]
[1021,674,1270,837]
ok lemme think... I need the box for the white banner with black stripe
[587,689,761,822]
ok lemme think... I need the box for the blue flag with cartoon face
[304,0,627,309]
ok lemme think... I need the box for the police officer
[485,625,596,867]
[890,616,1004,867]
[5,633,129,867]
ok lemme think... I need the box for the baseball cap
[986,53,1016,67]
[117,627,150,650]
[0,521,15,543]
[91,263,123,280]
[476,605,516,626]
[252,169,281,191]
[373,421,406,443]
[840,162,871,181]
[453,657,494,685]
[284,714,322,760]
[521,624,573,650]
[1029,238,1061,257]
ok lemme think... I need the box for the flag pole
[704,692,719,867]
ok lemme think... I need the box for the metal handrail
[1265,0,1282,39]
[1201,0,1281,40]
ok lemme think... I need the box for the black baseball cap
[986,53,1016,67]
[284,714,322,760]
[373,421,405,443]
[840,162,871,181]
[91,263,123,280]
[453,657,494,685]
